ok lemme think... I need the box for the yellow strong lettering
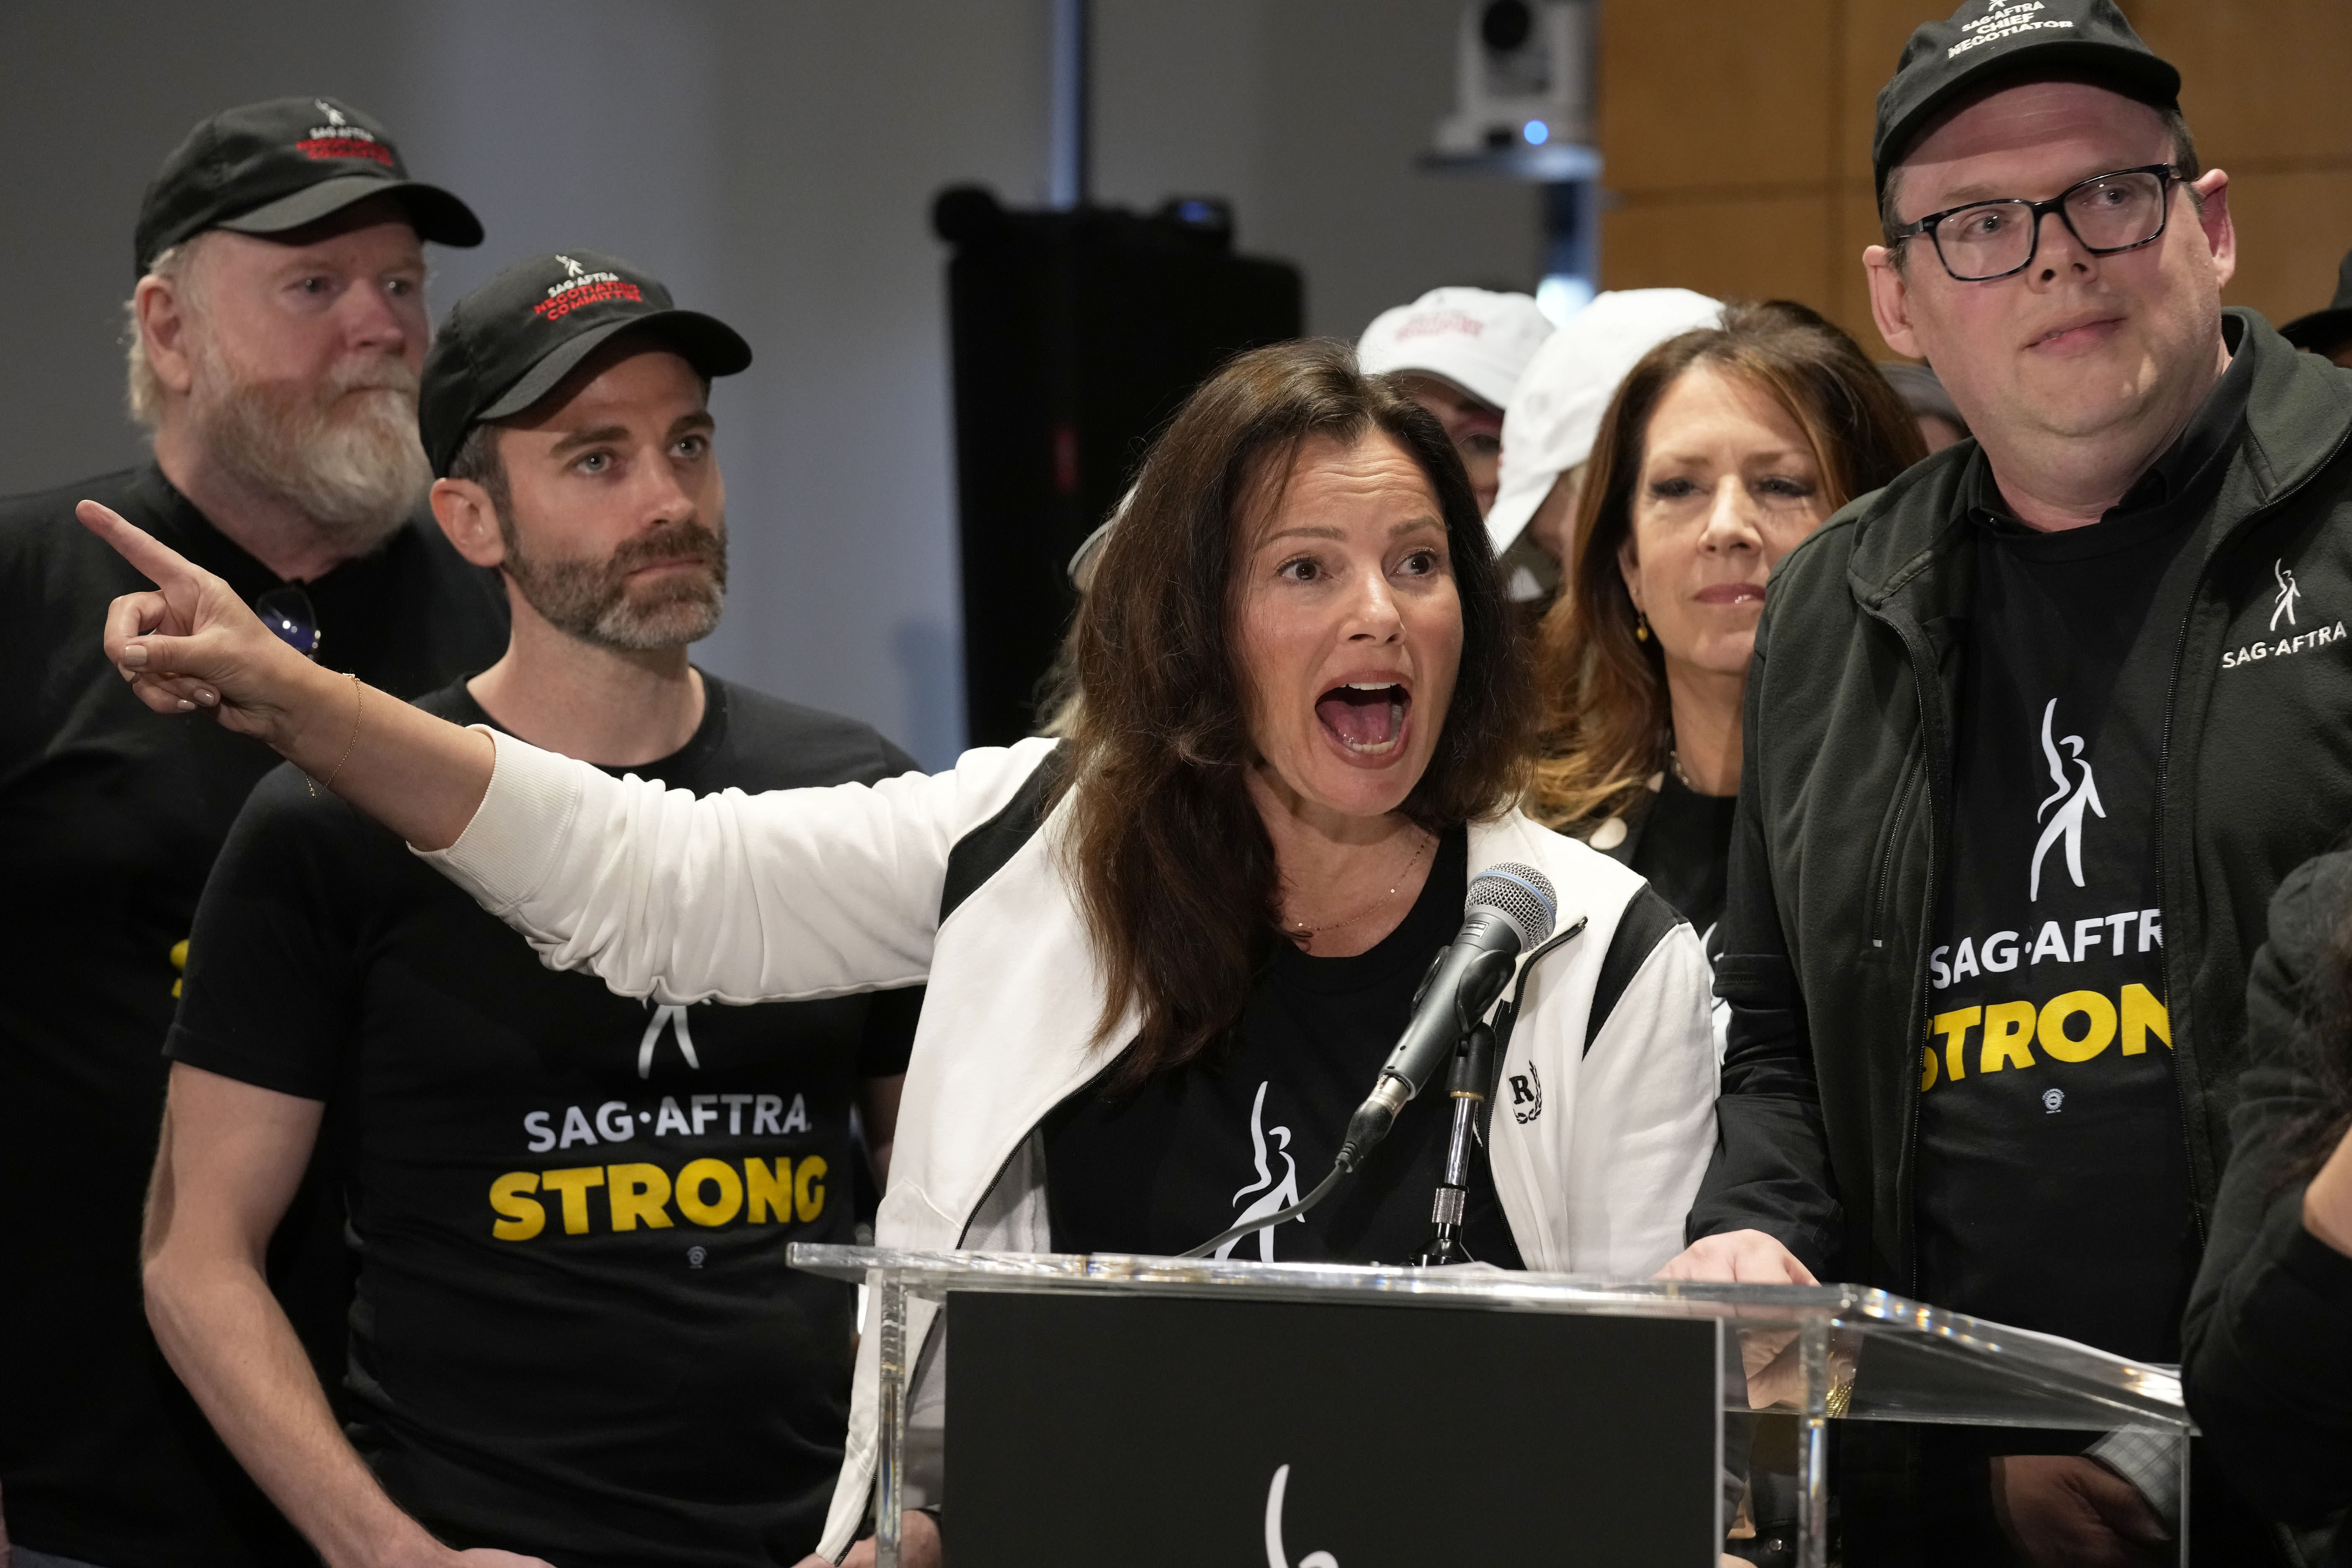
[794,1155,828,1223]
[1979,1001,2037,1073]
[606,1163,675,1230]
[745,1157,793,1222]
[539,1167,606,1235]
[1932,1008,1981,1085]
[2121,983,2171,1055]
[488,1171,545,1241]
[676,1158,745,1227]
[2038,990,2117,1063]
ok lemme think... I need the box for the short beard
[186,334,430,556]
[502,510,728,652]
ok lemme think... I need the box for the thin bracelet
[307,673,363,799]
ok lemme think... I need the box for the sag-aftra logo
[1921,698,2170,1097]
[485,999,825,1242]
[2221,558,2347,668]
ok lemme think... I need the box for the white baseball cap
[1356,287,1555,412]
[1487,288,1725,554]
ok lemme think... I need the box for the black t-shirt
[166,678,922,1568]
[1044,829,1524,1268]
[1630,774,1738,954]
[1918,333,2255,1363]
[0,464,507,1567]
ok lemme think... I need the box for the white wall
[0,0,1537,768]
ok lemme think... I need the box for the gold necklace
[1282,830,1432,939]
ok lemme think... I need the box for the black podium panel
[947,1288,1720,1566]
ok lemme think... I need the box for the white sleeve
[1561,921,1720,1276]
[418,728,1049,1006]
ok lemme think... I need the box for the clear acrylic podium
[791,1245,2193,1567]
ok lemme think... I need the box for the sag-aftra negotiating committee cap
[418,250,753,477]
[136,97,482,273]
[1873,0,2181,194]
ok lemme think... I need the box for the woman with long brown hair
[1527,301,1926,949]
[78,338,1720,1564]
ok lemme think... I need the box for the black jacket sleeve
[1683,610,1845,1274]
[2182,850,2352,1535]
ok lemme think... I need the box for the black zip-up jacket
[2183,848,2352,1567]
[1689,310,2352,1298]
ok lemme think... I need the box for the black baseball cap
[2282,249,2352,355]
[418,250,753,477]
[1872,0,2181,197]
[136,97,482,274]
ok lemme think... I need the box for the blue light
[1523,119,1550,146]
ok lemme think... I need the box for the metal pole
[873,1279,908,1568]
[1798,1320,1830,1568]
[1048,0,1091,209]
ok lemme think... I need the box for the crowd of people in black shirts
[9,0,2352,1565]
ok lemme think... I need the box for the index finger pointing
[77,499,199,590]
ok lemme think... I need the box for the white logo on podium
[1264,1464,1339,1568]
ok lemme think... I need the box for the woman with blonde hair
[1528,300,1925,950]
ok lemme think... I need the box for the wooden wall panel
[1596,0,1837,191]
[1604,194,1838,308]
[1599,0,2352,353]
[2214,170,2352,329]
[2128,0,2352,329]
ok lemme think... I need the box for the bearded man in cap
[0,99,501,1567]
[1656,1,2352,1559]
[139,252,924,1568]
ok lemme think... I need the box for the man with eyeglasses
[0,101,503,1568]
[141,254,925,1568]
[1658,0,2352,1560]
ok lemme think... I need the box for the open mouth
[1315,681,1410,756]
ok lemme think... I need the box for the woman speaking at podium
[84,339,1717,1559]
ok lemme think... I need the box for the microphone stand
[1416,1014,1498,1266]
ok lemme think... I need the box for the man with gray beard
[0,99,502,1568]
[143,253,922,1568]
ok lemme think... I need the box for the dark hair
[1528,300,1927,830]
[1881,103,2202,257]
[446,421,512,513]
[1058,338,1531,1083]
[2280,895,2352,1188]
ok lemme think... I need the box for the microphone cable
[1178,1158,1352,1260]
[1176,908,1587,1264]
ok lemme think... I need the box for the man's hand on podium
[1654,1230,1818,1286]
[793,1511,942,1568]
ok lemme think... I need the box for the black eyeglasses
[254,585,321,658]
[1895,164,2181,283]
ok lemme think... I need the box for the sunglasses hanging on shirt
[254,585,321,658]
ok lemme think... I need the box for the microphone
[1177,861,1558,1261]
[1334,862,1558,1173]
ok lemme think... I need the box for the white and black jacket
[422,732,1719,1559]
